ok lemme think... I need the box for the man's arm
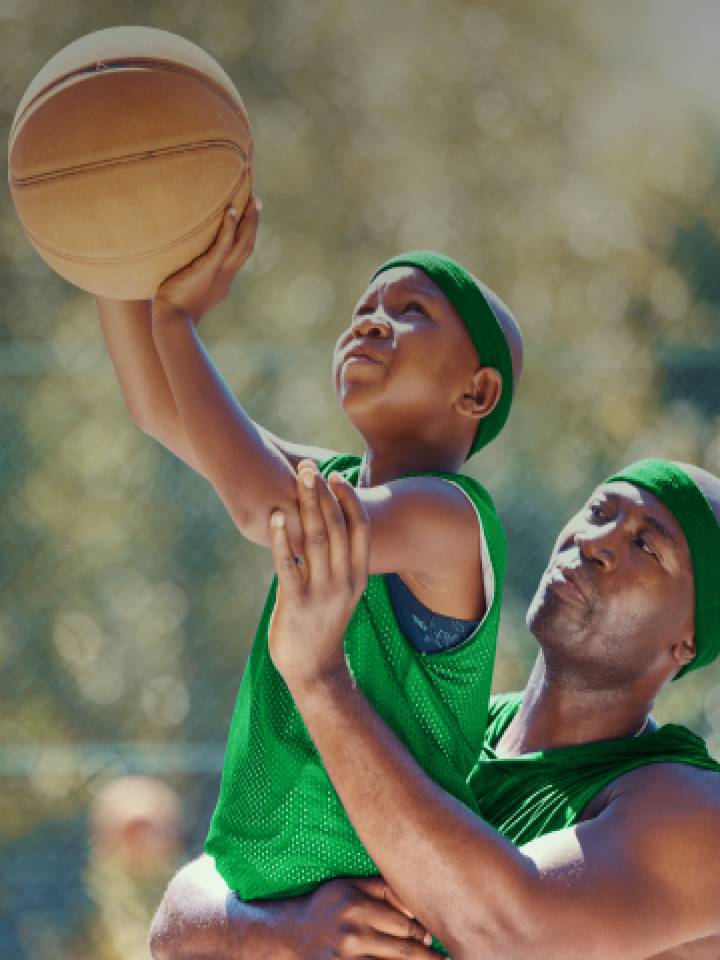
[267,469,720,960]
[149,854,437,960]
[289,676,720,960]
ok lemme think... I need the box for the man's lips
[548,565,591,604]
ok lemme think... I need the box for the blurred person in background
[71,775,183,960]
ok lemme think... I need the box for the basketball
[8,26,254,299]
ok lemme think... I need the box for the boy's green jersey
[205,454,507,899]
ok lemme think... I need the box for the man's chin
[526,585,589,643]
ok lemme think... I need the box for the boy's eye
[404,301,426,315]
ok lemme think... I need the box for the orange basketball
[8,26,254,299]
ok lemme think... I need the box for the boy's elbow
[148,894,179,960]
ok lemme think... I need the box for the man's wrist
[287,661,357,715]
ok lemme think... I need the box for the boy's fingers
[297,462,331,585]
[269,510,303,594]
[223,199,260,273]
[329,473,370,590]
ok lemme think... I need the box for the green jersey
[205,453,507,899]
[472,692,720,844]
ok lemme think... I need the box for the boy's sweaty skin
[97,198,522,622]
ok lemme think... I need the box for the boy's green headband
[606,458,720,679]
[371,251,514,459]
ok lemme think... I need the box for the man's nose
[574,525,618,571]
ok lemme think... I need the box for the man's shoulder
[603,759,720,824]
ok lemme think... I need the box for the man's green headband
[371,251,514,459]
[606,458,720,679]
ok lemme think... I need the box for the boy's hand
[267,460,370,692]
[154,195,261,324]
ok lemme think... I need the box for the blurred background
[3,0,720,956]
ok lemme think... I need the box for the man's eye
[635,536,658,561]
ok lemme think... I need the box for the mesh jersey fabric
[470,692,720,845]
[205,453,507,899]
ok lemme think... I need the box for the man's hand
[267,459,369,691]
[154,195,261,324]
[149,855,437,960]
[295,877,436,959]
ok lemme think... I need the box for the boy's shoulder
[317,453,499,517]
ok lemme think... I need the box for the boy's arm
[97,297,338,476]
[149,854,436,960]
[101,200,482,582]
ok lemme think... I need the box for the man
[151,457,720,959]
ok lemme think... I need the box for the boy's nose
[350,313,392,339]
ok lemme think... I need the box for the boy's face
[332,266,480,442]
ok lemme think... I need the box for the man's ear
[671,634,696,671]
[455,367,502,421]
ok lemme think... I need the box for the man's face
[526,481,695,686]
[331,267,480,440]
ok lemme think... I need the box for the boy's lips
[341,343,386,365]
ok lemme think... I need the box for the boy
[96,197,523,898]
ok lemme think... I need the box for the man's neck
[496,654,656,758]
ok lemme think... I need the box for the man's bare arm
[292,675,720,959]
[267,469,720,960]
[149,854,437,960]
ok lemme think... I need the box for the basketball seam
[10,140,250,186]
[19,164,251,263]
[10,57,248,143]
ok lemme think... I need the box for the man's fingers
[350,880,430,943]
[351,877,413,914]
[346,929,438,958]
[269,510,303,593]
[329,472,370,592]
[296,461,331,584]
[312,470,350,582]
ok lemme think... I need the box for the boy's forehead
[363,266,443,300]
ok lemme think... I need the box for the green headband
[371,251,514,459]
[606,458,720,679]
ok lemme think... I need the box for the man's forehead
[588,480,686,543]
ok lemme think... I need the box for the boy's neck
[357,443,465,487]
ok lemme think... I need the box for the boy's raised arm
[97,296,337,478]
[96,199,337,555]
[97,296,207,474]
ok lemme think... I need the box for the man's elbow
[444,875,542,960]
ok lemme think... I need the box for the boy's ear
[455,367,502,420]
